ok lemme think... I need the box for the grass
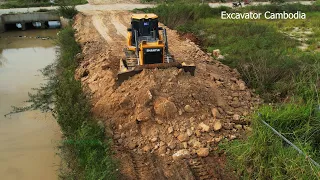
[0,0,87,9]
[54,26,118,180]
[139,3,320,179]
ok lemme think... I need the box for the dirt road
[73,8,262,179]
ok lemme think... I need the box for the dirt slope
[73,10,261,179]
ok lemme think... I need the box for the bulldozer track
[188,157,212,180]
[130,152,156,180]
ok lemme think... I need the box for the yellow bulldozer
[117,13,196,84]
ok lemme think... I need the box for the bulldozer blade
[117,69,143,85]
[135,62,196,75]
[117,62,196,85]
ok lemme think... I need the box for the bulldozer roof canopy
[131,13,158,20]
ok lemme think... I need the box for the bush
[0,0,87,9]
[55,27,118,179]
[57,5,78,19]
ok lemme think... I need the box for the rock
[182,142,188,149]
[230,77,237,82]
[158,146,167,154]
[213,137,222,143]
[234,124,242,130]
[233,114,241,121]
[172,149,190,160]
[184,105,195,113]
[143,145,151,152]
[198,122,210,132]
[187,129,193,137]
[168,141,177,150]
[151,137,158,142]
[211,108,220,119]
[137,109,152,122]
[177,133,189,142]
[120,133,126,139]
[154,143,160,150]
[217,55,225,60]
[238,82,246,91]
[156,118,163,125]
[195,130,201,137]
[225,111,234,115]
[229,135,237,140]
[168,126,174,134]
[196,148,209,157]
[244,126,252,132]
[189,139,202,148]
[154,98,177,118]
[118,139,123,144]
[213,121,222,131]
[231,92,239,97]
[230,101,241,108]
[128,142,137,150]
[223,123,234,130]
[212,49,220,57]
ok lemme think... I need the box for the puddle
[0,29,61,180]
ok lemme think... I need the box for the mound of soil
[73,11,261,179]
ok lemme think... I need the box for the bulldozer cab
[129,14,160,45]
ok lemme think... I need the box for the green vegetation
[57,5,78,19]
[0,0,87,9]
[52,27,118,179]
[140,3,320,179]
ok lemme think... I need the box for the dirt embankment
[73,10,261,179]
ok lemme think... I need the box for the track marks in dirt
[92,14,113,42]
[110,12,129,38]
[130,152,167,180]
[188,157,212,180]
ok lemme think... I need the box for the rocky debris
[198,122,210,132]
[212,49,221,57]
[172,149,190,160]
[168,126,174,134]
[136,109,152,122]
[154,97,177,118]
[177,133,189,142]
[196,148,209,157]
[233,114,240,121]
[143,145,151,152]
[213,120,222,131]
[73,12,260,161]
[244,126,252,132]
[234,124,242,130]
[184,105,195,113]
[168,141,177,150]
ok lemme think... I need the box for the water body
[0,29,60,180]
